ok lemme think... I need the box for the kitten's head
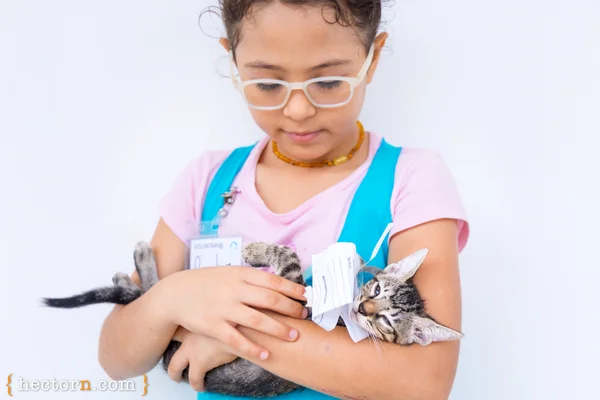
[352,249,464,346]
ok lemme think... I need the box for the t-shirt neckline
[236,132,383,223]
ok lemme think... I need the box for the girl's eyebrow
[244,58,352,71]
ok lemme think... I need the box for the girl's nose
[282,89,316,121]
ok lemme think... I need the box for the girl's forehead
[234,2,365,64]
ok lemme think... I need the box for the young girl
[98,1,469,399]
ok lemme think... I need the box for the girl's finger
[231,305,299,342]
[188,361,206,392]
[239,285,307,320]
[166,345,189,383]
[242,268,307,302]
[211,323,269,362]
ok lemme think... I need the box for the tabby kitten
[352,249,463,346]
[42,243,462,397]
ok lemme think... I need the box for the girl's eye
[374,283,380,297]
[256,83,282,92]
[315,80,342,90]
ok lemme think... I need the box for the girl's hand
[160,266,308,362]
[168,326,237,392]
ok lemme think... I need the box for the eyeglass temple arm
[229,50,239,88]
[356,43,375,80]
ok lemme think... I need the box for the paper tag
[310,243,359,316]
[189,236,242,269]
[307,242,369,342]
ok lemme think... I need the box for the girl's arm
[97,218,187,380]
[235,219,463,400]
[98,218,307,381]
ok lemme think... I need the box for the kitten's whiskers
[365,320,385,361]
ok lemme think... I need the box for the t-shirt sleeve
[158,151,229,246]
[390,148,470,253]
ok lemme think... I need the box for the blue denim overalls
[196,138,402,399]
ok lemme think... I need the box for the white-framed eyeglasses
[229,44,375,110]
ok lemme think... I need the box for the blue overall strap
[304,139,402,286]
[340,139,402,273]
[200,144,256,227]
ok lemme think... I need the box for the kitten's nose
[358,301,376,316]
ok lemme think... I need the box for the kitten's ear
[410,316,464,346]
[383,248,429,282]
[357,265,384,276]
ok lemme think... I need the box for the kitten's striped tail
[41,286,142,308]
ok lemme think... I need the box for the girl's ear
[366,32,388,84]
[219,37,230,52]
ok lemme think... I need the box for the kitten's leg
[243,243,311,325]
[161,341,190,383]
[242,243,304,285]
[133,241,159,293]
[112,272,139,289]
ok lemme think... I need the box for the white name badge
[189,236,243,269]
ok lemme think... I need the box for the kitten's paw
[134,241,154,268]
[112,272,136,288]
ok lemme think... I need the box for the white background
[1,0,599,399]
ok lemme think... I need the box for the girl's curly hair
[204,1,383,54]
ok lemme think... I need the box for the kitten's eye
[374,283,380,297]
[377,315,392,328]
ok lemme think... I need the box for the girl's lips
[285,130,322,143]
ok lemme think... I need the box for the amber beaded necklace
[271,120,365,168]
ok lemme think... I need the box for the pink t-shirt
[159,133,469,270]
